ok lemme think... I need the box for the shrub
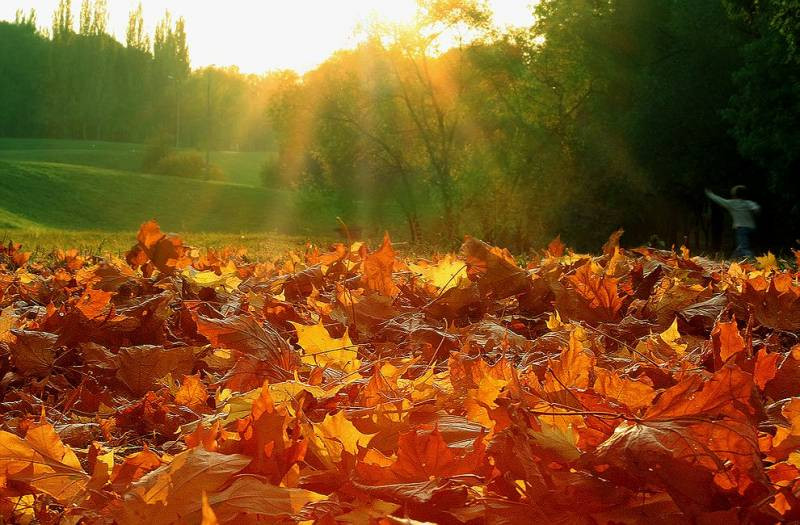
[260,155,280,187]
[153,150,224,181]
[142,137,172,172]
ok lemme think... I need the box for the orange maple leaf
[362,233,400,297]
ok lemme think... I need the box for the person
[705,185,760,258]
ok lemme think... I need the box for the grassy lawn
[0,138,415,253]
[0,228,327,261]
[0,138,271,187]
[0,160,310,232]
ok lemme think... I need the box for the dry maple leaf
[566,262,624,322]
[5,225,800,523]
[461,236,532,299]
[362,233,400,298]
[175,374,209,412]
[126,219,190,276]
[8,329,57,375]
[356,426,485,484]
[546,235,566,257]
[0,420,89,503]
[291,321,360,373]
[733,273,800,331]
[711,317,747,362]
[193,476,325,523]
[118,447,250,524]
[115,345,194,395]
[193,312,297,371]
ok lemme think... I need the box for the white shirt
[705,189,760,229]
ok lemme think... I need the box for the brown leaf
[461,236,532,299]
[712,318,747,362]
[119,447,250,524]
[362,233,400,298]
[126,220,190,276]
[193,312,297,371]
[602,228,624,256]
[564,262,624,322]
[546,235,565,257]
[9,330,57,375]
[753,348,779,391]
[645,366,759,421]
[0,421,89,503]
[589,417,763,516]
[175,374,209,412]
[115,345,194,395]
[356,426,485,484]
[733,273,800,331]
[191,475,325,523]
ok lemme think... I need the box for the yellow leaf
[121,447,249,523]
[0,424,88,503]
[544,331,594,393]
[9,494,35,525]
[756,252,779,273]
[175,375,208,411]
[311,411,374,467]
[0,306,16,343]
[529,418,580,461]
[291,321,360,373]
[464,375,508,430]
[409,254,468,291]
[335,499,401,523]
[659,318,687,355]
[201,491,220,525]
[546,310,563,331]
[182,267,241,293]
[593,368,656,411]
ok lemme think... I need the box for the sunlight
[1,1,534,73]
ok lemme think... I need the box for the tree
[724,0,800,246]
[52,0,73,40]
[366,0,492,238]
[126,2,150,52]
[0,14,47,137]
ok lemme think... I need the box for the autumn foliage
[2,221,800,523]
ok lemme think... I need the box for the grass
[0,138,271,187]
[0,138,417,255]
[0,160,347,233]
[0,228,326,261]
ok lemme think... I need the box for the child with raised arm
[705,185,760,258]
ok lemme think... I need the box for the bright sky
[1,1,535,73]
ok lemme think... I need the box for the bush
[153,150,224,181]
[260,155,280,187]
[142,137,172,172]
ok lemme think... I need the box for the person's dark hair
[731,185,748,199]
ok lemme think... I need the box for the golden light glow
[1,1,535,73]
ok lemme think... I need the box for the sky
[1,1,535,74]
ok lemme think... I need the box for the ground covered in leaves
[2,221,800,524]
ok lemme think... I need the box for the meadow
[0,138,398,257]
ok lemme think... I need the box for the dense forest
[1,0,798,251]
[0,1,280,151]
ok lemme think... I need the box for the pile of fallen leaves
[2,221,800,524]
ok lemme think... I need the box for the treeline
[0,1,282,150]
[265,0,800,250]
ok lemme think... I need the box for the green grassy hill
[0,139,409,255]
[0,160,310,233]
[0,138,272,187]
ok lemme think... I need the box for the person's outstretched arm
[705,188,731,209]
